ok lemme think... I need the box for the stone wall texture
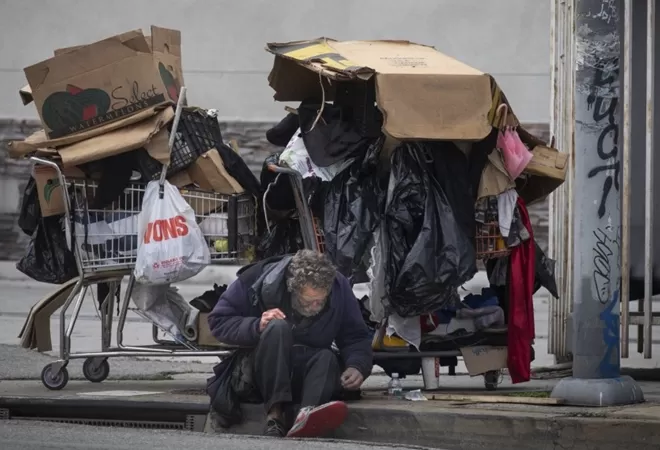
[0,120,551,262]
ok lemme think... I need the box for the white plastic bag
[279,129,353,182]
[135,180,210,284]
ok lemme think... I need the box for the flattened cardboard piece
[188,150,245,194]
[266,38,493,140]
[197,312,228,347]
[57,107,174,168]
[19,84,33,105]
[460,346,508,376]
[19,279,78,352]
[54,45,85,56]
[50,26,184,102]
[33,165,86,217]
[168,170,194,187]
[24,30,172,139]
[478,149,516,199]
[150,26,185,103]
[8,106,163,158]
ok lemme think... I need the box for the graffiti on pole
[586,62,621,219]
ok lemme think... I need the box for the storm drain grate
[14,416,186,430]
[0,409,9,420]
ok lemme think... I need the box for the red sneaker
[286,401,348,438]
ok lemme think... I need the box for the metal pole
[551,0,644,406]
[643,0,655,359]
[620,0,633,359]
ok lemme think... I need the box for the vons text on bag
[144,215,189,244]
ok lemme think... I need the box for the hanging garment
[477,149,515,199]
[497,189,518,238]
[507,197,536,384]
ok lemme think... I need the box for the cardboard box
[188,150,245,194]
[197,312,234,347]
[23,28,182,140]
[460,346,508,376]
[266,38,495,141]
[525,145,568,182]
[33,165,86,217]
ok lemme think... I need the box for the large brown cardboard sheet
[8,105,163,158]
[56,106,174,167]
[24,30,176,139]
[266,38,493,140]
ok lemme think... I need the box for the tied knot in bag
[495,104,532,180]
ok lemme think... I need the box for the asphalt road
[0,421,435,450]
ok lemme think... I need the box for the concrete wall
[0,0,551,261]
[0,0,550,122]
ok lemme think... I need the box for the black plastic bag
[323,137,386,280]
[255,219,305,260]
[385,144,477,317]
[18,177,41,236]
[16,215,78,284]
[535,242,559,298]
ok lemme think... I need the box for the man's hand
[340,367,364,391]
[259,308,286,332]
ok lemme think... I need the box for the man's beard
[292,295,325,317]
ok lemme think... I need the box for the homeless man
[206,250,373,438]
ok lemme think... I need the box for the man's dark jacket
[206,255,373,426]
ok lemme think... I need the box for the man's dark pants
[254,320,342,414]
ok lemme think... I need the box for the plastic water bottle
[388,373,403,398]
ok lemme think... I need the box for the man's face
[292,285,329,317]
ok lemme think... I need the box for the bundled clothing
[206,255,373,427]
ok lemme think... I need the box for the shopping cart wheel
[41,363,69,391]
[82,358,110,383]
[484,370,500,391]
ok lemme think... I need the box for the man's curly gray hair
[286,250,336,294]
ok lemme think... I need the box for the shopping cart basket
[33,88,255,390]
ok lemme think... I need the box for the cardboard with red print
[23,28,183,140]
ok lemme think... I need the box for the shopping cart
[34,89,254,390]
[265,162,505,391]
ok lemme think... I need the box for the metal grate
[14,416,186,430]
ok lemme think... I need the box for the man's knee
[313,349,340,372]
[261,319,291,339]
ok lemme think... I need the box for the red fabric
[507,197,536,384]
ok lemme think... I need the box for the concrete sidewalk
[1,374,659,450]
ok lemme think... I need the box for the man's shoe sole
[286,401,348,438]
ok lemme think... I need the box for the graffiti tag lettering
[586,62,621,219]
[592,227,618,304]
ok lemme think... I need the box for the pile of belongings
[255,38,568,384]
[10,27,261,349]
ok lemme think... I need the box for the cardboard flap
[266,38,498,140]
[24,30,150,88]
[8,105,164,158]
[151,26,182,56]
[57,107,174,167]
[188,150,245,194]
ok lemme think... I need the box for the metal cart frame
[33,89,256,390]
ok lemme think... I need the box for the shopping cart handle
[30,156,63,176]
[267,164,299,176]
